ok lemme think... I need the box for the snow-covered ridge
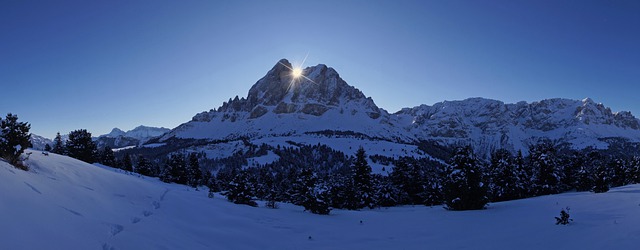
[397,97,640,155]
[96,125,170,148]
[101,126,170,140]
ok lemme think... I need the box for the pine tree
[52,132,65,155]
[121,153,133,172]
[389,158,412,204]
[0,113,31,169]
[592,161,610,193]
[223,170,257,207]
[161,154,188,184]
[326,174,357,209]
[307,183,331,215]
[100,146,117,167]
[291,167,316,206]
[609,158,627,187]
[375,175,399,207]
[390,157,425,205]
[203,170,217,198]
[291,167,330,214]
[187,153,203,188]
[66,129,98,163]
[422,170,444,206]
[575,164,594,192]
[629,156,640,184]
[528,141,561,195]
[513,150,532,198]
[44,144,52,152]
[352,147,375,209]
[135,156,154,177]
[488,149,519,202]
[443,146,488,211]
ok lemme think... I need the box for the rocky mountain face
[96,126,170,149]
[162,59,403,142]
[190,59,382,121]
[153,59,640,161]
[397,98,640,157]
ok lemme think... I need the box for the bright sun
[292,67,303,78]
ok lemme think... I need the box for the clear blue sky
[1,0,639,139]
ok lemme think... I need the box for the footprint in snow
[102,243,116,250]
[131,217,141,224]
[143,210,153,217]
[61,206,83,217]
[109,224,124,236]
[152,201,160,209]
[160,189,169,201]
[24,182,42,194]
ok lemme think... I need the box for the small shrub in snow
[555,207,573,225]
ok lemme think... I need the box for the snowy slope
[2,150,640,249]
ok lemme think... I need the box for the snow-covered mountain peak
[245,59,378,117]
[165,59,402,141]
[191,59,382,123]
[106,128,126,137]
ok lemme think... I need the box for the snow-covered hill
[152,59,640,162]
[2,150,640,249]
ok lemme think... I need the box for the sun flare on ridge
[278,54,317,93]
[292,67,303,78]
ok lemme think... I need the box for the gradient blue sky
[1,0,639,139]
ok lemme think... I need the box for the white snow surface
[2,150,640,249]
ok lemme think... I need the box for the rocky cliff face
[398,97,640,156]
[192,59,382,122]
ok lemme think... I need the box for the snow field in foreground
[1,150,639,249]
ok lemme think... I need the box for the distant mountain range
[33,59,640,163]
[147,59,640,162]
[31,126,170,150]
[95,126,170,149]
